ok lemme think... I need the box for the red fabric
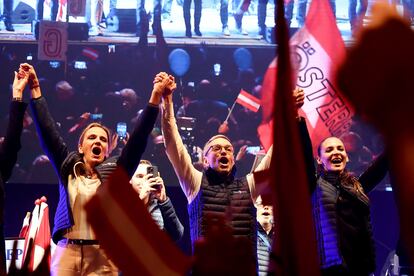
[258,0,351,152]
[300,0,352,151]
[22,200,51,271]
[269,0,319,275]
[84,167,191,275]
[33,205,51,270]
[19,213,30,239]
[236,89,261,112]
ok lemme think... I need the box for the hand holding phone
[116,122,127,140]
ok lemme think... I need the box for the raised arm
[23,63,69,172]
[358,152,389,193]
[117,73,166,177]
[0,70,28,181]
[161,75,202,203]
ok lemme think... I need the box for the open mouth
[219,157,229,165]
[331,157,342,164]
[262,211,270,216]
[92,147,102,155]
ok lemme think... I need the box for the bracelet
[12,97,22,102]
[30,84,40,89]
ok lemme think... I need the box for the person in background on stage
[183,0,202,37]
[258,0,335,38]
[348,0,368,36]
[232,0,250,35]
[23,62,170,275]
[136,0,167,37]
[36,0,58,21]
[256,197,274,276]
[130,160,184,242]
[1,0,14,31]
[219,0,230,36]
[86,0,104,36]
[0,67,29,272]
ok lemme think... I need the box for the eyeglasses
[205,144,234,156]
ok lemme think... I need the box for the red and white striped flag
[21,197,51,271]
[258,0,353,152]
[84,167,192,275]
[236,89,261,112]
[19,212,31,239]
[82,47,99,60]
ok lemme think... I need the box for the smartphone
[246,146,261,155]
[147,165,158,178]
[147,166,161,190]
[116,122,127,140]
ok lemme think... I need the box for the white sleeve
[161,98,203,203]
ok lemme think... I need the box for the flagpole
[224,100,237,124]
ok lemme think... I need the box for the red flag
[22,197,51,271]
[236,89,261,112]
[268,0,320,274]
[258,0,353,152]
[82,47,99,60]
[84,167,192,275]
[19,212,31,239]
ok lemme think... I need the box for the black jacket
[0,101,27,270]
[31,96,159,243]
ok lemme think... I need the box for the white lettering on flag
[291,28,353,146]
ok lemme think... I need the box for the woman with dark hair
[21,63,172,275]
[311,136,388,275]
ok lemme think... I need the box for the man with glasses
[160,72,275,264]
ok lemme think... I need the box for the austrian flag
[236,89,261,112]
[82,47,99,60]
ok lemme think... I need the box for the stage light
[26,53,33,61]
[74,61,87,70]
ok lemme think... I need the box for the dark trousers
[260,0,336,29]
[2,0,13,21]
[348,0,368,31]
[137,0,162,34]
[220,0,228,28]
[183,0,202,31]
